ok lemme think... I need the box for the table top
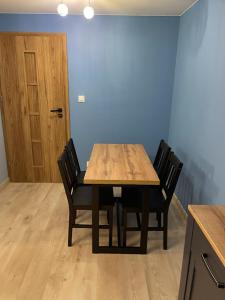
[189,205,225,267]
[84,144,160,185]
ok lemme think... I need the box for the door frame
[0,32,71,181]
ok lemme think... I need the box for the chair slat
[153,139,171,180]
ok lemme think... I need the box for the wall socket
[78,95,85,103]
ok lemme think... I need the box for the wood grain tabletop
[84,144,160,185]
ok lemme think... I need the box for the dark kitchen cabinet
[179,206,225,300]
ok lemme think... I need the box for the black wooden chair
[66,138,86,186]
[139,140,171,227]
[153,139,171,180]
[58,149,115,247]
[120,152,183,250]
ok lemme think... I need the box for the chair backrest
[162,152,183,208]
[66,138,81,174]
[58,149,77,212]
[153,140,171,179]
[65,144,78,184]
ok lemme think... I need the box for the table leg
[140,187,149,254]
[92,185,150,254]
[92,185,100,253]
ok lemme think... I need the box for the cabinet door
[185,223,225,300]
[189,253,225,300]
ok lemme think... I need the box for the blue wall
[169,0,225,208]
[1,3,225,207]
[0,14,179,169]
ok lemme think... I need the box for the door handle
[50,108,63,113]
[50,108,63,118]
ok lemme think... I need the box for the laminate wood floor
[0,183,186,300]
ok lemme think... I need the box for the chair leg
[116,200,121,247]
[156,212,161,227]
[108,208,113,247]
[163,212,168,250]
[136,212,141,229]
[122,209,127,247]
[68,220,73,247]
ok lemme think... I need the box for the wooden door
[0,33,70,182]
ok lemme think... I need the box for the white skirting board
[172,193,187,219]
[0,177,9,192]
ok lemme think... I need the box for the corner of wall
[167,15,181,144]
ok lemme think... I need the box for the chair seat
[77,170,86,185]
[119,187,166,212]
[72,186,115,210]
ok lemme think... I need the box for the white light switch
[78,95,85,103]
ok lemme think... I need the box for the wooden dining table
[84,144,160,254]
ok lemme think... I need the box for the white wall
[0,114,8,183]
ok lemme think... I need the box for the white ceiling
[0,0,198,16]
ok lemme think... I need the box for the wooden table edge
[83,180,160,185]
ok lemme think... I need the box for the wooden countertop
[84,144,160,185]
[189,205,225,267]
